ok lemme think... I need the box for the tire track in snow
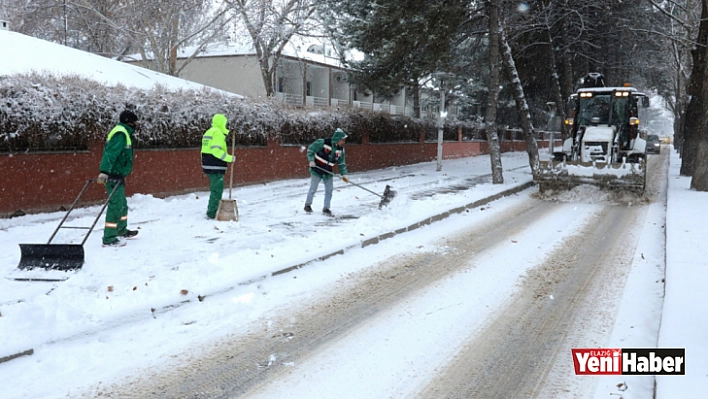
[417,204,643,399]
[417,154,667,399]
[102,196,569,398]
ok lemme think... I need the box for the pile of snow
[533,184,647,206]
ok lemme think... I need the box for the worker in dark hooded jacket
[97,109,139,247]
[304,128,349,217]
[201,114,234,219]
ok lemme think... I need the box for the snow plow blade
[535,160,646,194]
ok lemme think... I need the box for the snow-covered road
[85,154,667,399]
[0,152,668,399]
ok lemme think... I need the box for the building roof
[124,35,355,69]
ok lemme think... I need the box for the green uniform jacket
[307,129,348,180]
[99,123,134,177]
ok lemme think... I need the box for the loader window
[613,97,632,148]
[635,94,649,122]
[579,95,611,125]
[612,100,627,125]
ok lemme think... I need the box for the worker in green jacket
[97,110,139,247]
[304,128,349,217]
[201,114,234,219]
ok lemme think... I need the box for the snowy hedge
[0,73,481,153]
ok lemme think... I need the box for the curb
[0,348,34,365]
[271,181,535,276]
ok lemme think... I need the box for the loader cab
[568,87,646,151]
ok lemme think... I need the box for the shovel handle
[229,132,235,199]
[313,166,385,199]
[46,179,94,244]
[45,179,123,246]
[81,179,123,246]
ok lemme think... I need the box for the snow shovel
[313,166,396,208]
[15,179,121,277]
[216,133,238,221]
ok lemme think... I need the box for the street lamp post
[436,78,447,172]
[546,101,556,155]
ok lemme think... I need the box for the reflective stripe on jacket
[99,123,134,177]
[307,138,347,180]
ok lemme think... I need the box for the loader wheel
[552,152,566,162]
[627,154,644,163]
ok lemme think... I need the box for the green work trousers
[206,173,225,219]
[102,180,128,244]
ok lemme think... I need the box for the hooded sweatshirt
[201,114,234,174]
[307,128,348,180]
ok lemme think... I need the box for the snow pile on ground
[533,184,647,206]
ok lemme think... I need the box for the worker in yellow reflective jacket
[200,114,234,219]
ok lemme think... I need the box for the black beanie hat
[119,110,138,124]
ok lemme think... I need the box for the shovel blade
[216,199,239,221]
[378,185,397,208]
[18,244,85,271]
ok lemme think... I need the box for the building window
[307,44,324,54]
[277,77,284,93]
[306,81,312,97]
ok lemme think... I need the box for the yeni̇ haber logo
[571,348,685,375]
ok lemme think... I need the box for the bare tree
[688,1,708,190]
[1,0,76,45]
[2,0,232,76]
[68,0,123,56]
[485,0,504,184]
[641,0,693,156]
[676,0,708,178]
[536,0,571,141]
[500,27,541,178]
[119,0,232,76]
[224,0,317,97]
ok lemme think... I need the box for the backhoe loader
[536,73,649,193]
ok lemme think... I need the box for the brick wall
[0,133,553,217]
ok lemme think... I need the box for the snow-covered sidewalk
[656,148,708,397]
[0,153,533,363]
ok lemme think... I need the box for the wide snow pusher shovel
[314,166,396,208]
[14,179,120,280]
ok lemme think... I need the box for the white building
[126,37,418,117]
